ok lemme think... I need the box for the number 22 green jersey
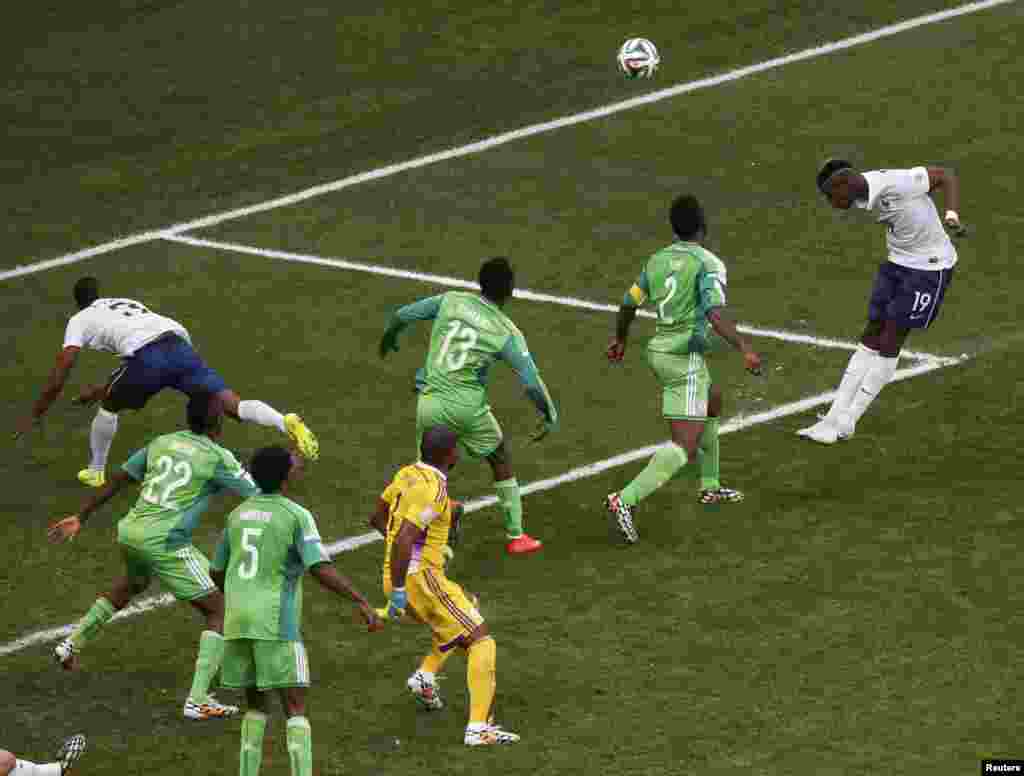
[625,241,729,355]
[118,430,259,551]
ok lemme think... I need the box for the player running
[370,425,520,746]
[48,394,259,721]
[379,257,558,555]
[15,276,318,488]
[605,194,762,543]
[0,735,86,776]
[798,160,965,444]
[209,445,380,776]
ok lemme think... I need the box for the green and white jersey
[119,431,259,551]
[625,241,728,355]
[211,494,330,641]
[386,291,557,423]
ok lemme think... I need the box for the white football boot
[407,670,444,711]
[465,723,521,746]
[55,734,87,774]
[797,418,842,444]
[54,638,79,670]
[184,695,240,721]
[605,492,638,544]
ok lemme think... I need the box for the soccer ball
[617,38,660,79]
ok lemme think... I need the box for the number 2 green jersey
[625,241,728,355]
[118,431,259,551]
[211,494,331,641]
[384,291,558,423]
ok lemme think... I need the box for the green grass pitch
[2,1,1023,774]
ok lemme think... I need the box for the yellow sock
[466,637,496,725]
[421,635,454,675]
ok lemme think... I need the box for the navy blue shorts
[107,335,228,410]
[868,262,955,329]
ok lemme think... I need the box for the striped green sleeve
[498,335,558,424]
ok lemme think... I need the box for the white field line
[0,353,967,658]
[0,0,1013,284]
[162,233,962,365]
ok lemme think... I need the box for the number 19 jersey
[626,241,729,355]
[422,291,531,409]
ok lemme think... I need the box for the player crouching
[370,425,519,746]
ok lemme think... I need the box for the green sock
[286,716,312,776]
[494,478,523,539]
[240,711,267,776]
[70,597,116,649]
[697,418,721,491]
[620,444,688,507]
[188,630,225,704]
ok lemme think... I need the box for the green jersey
[119,430,259,551]
[211,494,330,641]
[625,241,728,355]
[384,291,557,423]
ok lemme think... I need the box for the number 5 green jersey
[383,291,557,423]
[625,241,728,355]
[211,494,331,641]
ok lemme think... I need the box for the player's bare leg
[183,592,238,721]
[218,389,319,461]
[697,385,743,504]
[55,575,145,670]
[487,443,541,555]
[607,419,701,543]
[462,625,519,746]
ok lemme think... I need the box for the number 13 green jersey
[625,241,728,355]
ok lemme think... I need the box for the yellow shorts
[386,567,484,652]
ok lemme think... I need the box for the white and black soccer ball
[617,38,660,79]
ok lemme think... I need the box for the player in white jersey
[798,160,968,444]
[14,277,320,485]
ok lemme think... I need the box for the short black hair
[478,257,514,303]
[250,446,294,494]
[816,158,854,195]
[669,195,706,241]
[73,277,100,309]
[186,393,224,435]
[420,424,458,466]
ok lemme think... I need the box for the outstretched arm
[707,309,761,375]
[15,346,80,438]
[311,562,380,630]
[927,167,966,236]
[48,469,135,543]
[498,337,558,439]
[608,271,648,363]
[379,295,444,357]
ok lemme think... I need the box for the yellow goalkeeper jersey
[381,462,453,584]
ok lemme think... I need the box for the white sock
[237,400,286,432]
[826,345,878,422]
[13,761,62,776]
[88,408,119,470]
[466,722,488,733]
[843,353,899,426]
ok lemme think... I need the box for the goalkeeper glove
[384,587,407,619]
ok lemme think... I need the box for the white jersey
[63,298,191,357]
[856,167,957,271]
